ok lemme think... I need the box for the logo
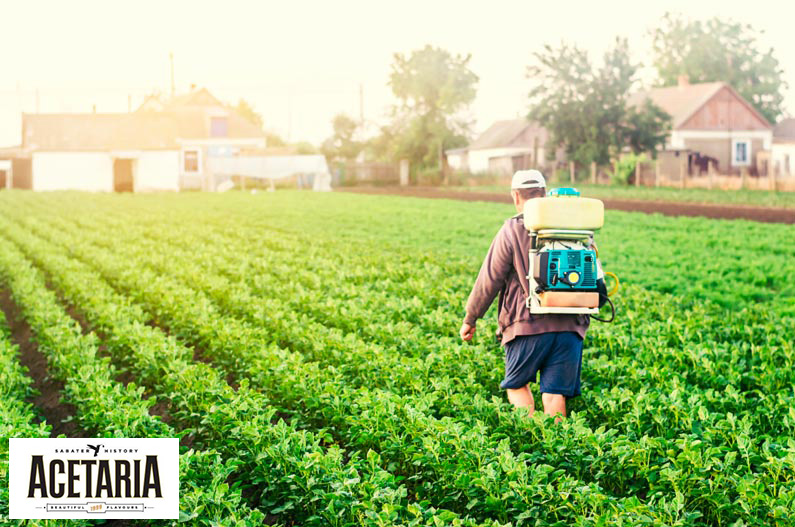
[9,438,179,519]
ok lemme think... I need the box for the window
[732,139,751,166]
[183,149,200,173]
[210,117,228,138]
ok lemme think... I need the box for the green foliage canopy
[528,38,670,167]
[234,98,287,147]
[380,45,477,170]
[234,98,264,129]
[321,113,362,162]
[651,13,786,123]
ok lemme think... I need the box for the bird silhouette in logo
[87,444,103,457]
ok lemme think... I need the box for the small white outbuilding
[21,113,182,192]
[11,87,266,192]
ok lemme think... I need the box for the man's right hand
[460,322,476,341]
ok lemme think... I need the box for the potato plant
[0,190,793,526]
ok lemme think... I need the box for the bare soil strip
[57,293,174,425]
[341,186,795,224]
[1,289,141,525]
[0,289,82,438]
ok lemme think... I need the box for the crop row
[1,193,795,524]
[2,194,702,510]
[0,310,54,523]
[0,238,275,526]
[19,195,795,444]
[97,191,792,311]
[16,192,791,360]
[4,191,795,525]
[0,201,698,523]
[0,200,661,524]
[0,219,506,526]
[58,200,795,525]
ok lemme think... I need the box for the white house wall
[467,147,534,173]
[772,143,795,176]
[32,152,112,191]
[670,130,773,150]
[136,151,180,191]
[446,153,466,170]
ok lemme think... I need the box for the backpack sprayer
[523,187,618,322]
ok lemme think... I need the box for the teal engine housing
[533,249,598,291]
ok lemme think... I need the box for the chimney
[677,74,690,88]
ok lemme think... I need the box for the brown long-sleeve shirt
[464,214,589,346]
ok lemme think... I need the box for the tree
[651,13,786,123]
[265,132,287,148]
[624,99,671,155]
[292,141,319,155]
[233,98,287,147]
[321,114,362,162]
[383,45,477,172]
[527,38,670,167]
[234,98,264,129]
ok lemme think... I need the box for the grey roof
[22,113,180,150]
[22,87,264,152]
[469,119,545,150]
[773,118,795,141]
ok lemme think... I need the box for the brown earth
[1,289,143,525]
[58,292,176,427]
[0,289,82,438]
[341,186,795,224]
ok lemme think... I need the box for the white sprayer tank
[523,189,604,231]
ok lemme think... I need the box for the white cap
[511,169,546,190]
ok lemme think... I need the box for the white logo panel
[9,438,179,519]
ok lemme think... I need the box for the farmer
[459,169,590,420]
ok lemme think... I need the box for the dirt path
[0,289,82,437]
[342,187,795,224]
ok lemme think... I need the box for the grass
[450,182,795,209]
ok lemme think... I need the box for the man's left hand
[460,322,476,341]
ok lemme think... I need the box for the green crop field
[1,190,794,526]
[453,183,795,209]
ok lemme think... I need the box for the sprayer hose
[604,271,620,296]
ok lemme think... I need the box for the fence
[333,162,399,186]
[560,157,795,193]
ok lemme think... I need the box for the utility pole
[287,89,293,143]
[359,83,364,123]
[169,52,175,98]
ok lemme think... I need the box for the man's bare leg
[506,385,535,415]
[542,393,566,422]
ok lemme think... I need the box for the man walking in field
[460,170,590,420]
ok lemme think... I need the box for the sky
[1,0,793,147]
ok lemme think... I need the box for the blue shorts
[500,332,583,397]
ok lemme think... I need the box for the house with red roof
[630,77,773,175]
